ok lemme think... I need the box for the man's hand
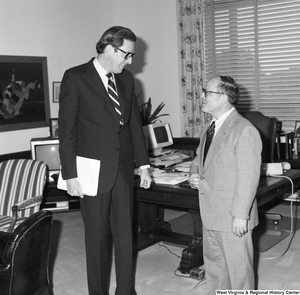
[232,217,248,237]
[66,178,84,198]
[189,173,200,189]
[140,168,152,189]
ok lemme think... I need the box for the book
[279,132,293,160]
[57,156,101,197]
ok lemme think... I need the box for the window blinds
[204,0,300,131]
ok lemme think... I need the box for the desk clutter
[149,151,191,167]
[135,151,192,185]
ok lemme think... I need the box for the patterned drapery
[178,0,209,137]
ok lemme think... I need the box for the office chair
[0,210,53,295]
[241,111,283,223]
[241,111,277,163]
[0,159,47,232]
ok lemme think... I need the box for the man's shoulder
[66,58,94,73]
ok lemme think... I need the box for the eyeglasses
[114,47,135,60]
[202,88,222,97]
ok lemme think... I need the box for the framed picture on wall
[52,81,61,103]
[50,118,59,138]
[0,55,50,132]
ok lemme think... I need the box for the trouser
[80,164,136,295]
[202,225,255,293]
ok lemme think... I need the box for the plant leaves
[139,97,169,125]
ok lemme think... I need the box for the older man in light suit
[189,76,262,293]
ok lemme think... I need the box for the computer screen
[30,138,60,182]
[143,122,173,155]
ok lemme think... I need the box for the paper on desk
[57,156,100,197]
[134,167,165,177]
[174,161,192,172]
[153,173,189,185]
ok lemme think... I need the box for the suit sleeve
[190,145,200,175]
[230,125,262,220]
[128,77,150,167]
[58,69,80,180]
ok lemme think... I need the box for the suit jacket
[58,58,149,193]
[190,109,262,232]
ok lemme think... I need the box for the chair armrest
[12,195,43,212]
[7,195,43,232]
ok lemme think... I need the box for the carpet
[48,206,300,294]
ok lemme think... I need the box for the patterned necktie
[203,121,215,164]
[106,73,123,126]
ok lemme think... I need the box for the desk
[133,169,300,274]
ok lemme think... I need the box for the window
[204,0,300,131]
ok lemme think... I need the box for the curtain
[178,0,209,137]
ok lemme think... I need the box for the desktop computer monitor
[143,122,173,155]
[30,137,60,182]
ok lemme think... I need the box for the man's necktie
[203,121,215,164]
[106,73,123,126]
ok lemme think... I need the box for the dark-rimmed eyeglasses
[202,88,222,97]
[114,47,135,60]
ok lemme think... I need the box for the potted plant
[139,97,169,126]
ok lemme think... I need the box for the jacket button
[200,176,204,180]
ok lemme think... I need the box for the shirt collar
[93,57,113,82]
[212,107,235,135]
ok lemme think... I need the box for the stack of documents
[153,170,189,185]
[173,161,192,173]
[150,152,190,167]
[154,173,189,185]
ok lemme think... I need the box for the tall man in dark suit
[58,26,152,295]
[189,76,262,293]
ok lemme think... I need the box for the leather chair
[241,111,277,163]
[241,111,282,222]
[0,210,53,295]
[0,159,47,232]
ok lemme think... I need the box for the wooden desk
[133,169,300,274]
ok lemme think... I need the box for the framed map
[0,55,50,132]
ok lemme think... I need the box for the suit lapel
[84,60,121,129]
[203,109,237,170]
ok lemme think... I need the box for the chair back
[241,111,277,163]
[0,159,46,218]
[0,210,53,295]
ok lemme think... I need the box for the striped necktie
[203,121,215,164]
[106,73,123,126]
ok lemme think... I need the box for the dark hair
[96,26,136,54]
[217,76,239,105]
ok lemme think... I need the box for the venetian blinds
[203,0,300,131]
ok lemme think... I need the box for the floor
[48,201,300,295]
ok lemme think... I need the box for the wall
[114,0,182,137]
[0,0,181,155]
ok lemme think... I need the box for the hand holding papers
[57,156,101,197]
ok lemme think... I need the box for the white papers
[150,152,190,167]
[134,166,189,185]
[174,161,192,172]
[57,156,101,197]
[153,172,189,185]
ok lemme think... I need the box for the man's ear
[106,44,116,56]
